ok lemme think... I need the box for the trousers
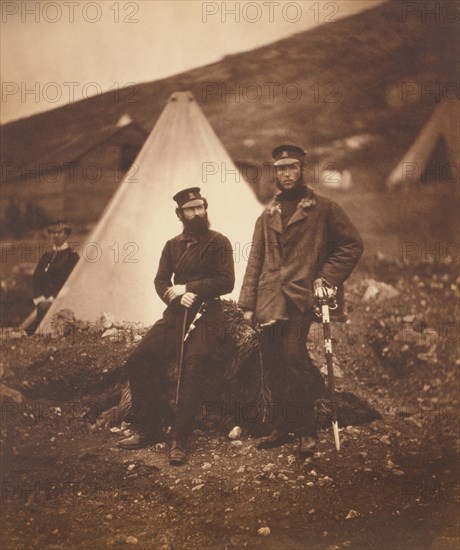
[125,300,221,439]
[260,299,324,436]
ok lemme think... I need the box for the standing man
[26,220,79,335]
[118,187,235,465]
[239,145,363,456]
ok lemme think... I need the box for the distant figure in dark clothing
[26,220,79,335]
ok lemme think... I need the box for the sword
[184,301,207,342]
[318,294,341,452]
[175,301,207,407]
[175,309,188,407]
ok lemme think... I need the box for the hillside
[1,0,458,193]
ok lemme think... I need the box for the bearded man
[118,187,234,465]
[238,145,363,456]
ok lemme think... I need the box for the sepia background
[1,0,459,548]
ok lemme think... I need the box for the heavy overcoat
[238,190,364,324]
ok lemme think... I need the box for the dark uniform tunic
[27,246,79,334]
[125,228,235,439]
[32,247,79,300]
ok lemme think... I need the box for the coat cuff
[317,271,341,287]
[34,296,53,306]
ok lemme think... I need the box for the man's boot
[256,429,290,449]
[117,431,156,450]
[169,439,187,465]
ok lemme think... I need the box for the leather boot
[117,432,155,450]
[169,439,187,465]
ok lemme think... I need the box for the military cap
[272,144,306,166]
[173,187,205,209]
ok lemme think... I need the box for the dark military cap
[272,144,306,166]
[173,187,205,208]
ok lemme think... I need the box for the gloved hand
[180,292,197,308]
[243,310,255,325]
[164,285,186,303]
[37,299,53,312]
[313,278,337,300]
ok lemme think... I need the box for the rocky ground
[1,257,459,550]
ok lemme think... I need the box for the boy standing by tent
[118,187,235,465]
[238,145,363,456]
[26,220,79,335]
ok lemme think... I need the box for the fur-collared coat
[238,189,364,323]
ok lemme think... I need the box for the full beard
[182,213,210,235]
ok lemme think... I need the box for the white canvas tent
[386,100,459,189]
[39,91,262,331]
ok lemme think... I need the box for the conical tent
[39,91,262,331]
[386,100,459,189]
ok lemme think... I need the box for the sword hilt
[183,301,207,342]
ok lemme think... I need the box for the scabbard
[175,309,188,407]
[321,302,340,452]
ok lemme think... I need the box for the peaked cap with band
[272,144,306,166]
[173,187,206,209]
